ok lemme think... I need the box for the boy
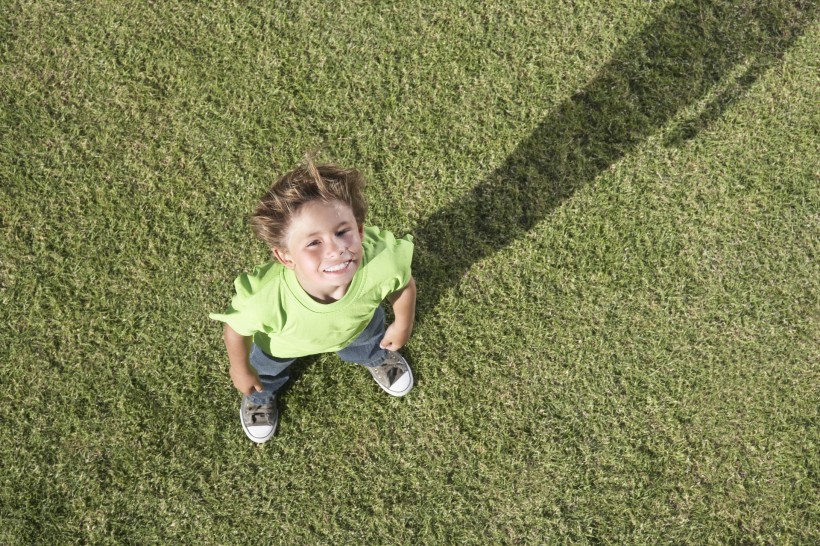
[210,159,416,443]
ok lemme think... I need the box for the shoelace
[245,403,275,425]
[377,356,404,385]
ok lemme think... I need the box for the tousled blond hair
[251,158,368,249]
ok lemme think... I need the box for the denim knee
[248,344,295,402]
[336,306,387,367]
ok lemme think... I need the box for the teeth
[324,260,350,273]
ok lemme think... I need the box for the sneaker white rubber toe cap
[242,421,275,444]
[240,397,278,444]
[388,371,413,397]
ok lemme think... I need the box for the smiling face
[273,199,364,303]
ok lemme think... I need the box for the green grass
[1,0,818,543]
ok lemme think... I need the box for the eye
[306,240,320,248]
[336,228,351,237]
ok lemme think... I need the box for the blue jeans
[246,306,388,405]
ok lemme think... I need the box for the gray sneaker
[367,350,414,397]
[240,396,278,443]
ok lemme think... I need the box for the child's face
[274,200,364,302]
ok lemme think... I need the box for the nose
[328,240,348,258]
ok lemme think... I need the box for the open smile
[323,259,353,274]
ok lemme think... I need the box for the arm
[223,323,263,395]
[380,276,417,351]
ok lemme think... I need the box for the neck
[297,275,351,304]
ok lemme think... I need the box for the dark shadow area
[411,0,815,320]
[270,355,321,397]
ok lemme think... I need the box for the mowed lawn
[1,0,817,543]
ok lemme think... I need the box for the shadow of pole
[411,0,816,321]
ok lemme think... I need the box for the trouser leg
[247,344,296,404]
[336,306,388,368]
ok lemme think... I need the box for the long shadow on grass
[410,0,815,321]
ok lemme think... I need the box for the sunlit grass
[1,0,817,543]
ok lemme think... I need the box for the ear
[358,224,364,238]
[272,247,295,269]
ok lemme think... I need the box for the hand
[229,365,263,396]
[379,321,413,351]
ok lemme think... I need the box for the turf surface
[1,0,817,543]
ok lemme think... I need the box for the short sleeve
[391,233,414,291]
[362,226,414,300]
[208,263,277,336]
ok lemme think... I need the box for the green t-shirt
[210,226,413,358]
